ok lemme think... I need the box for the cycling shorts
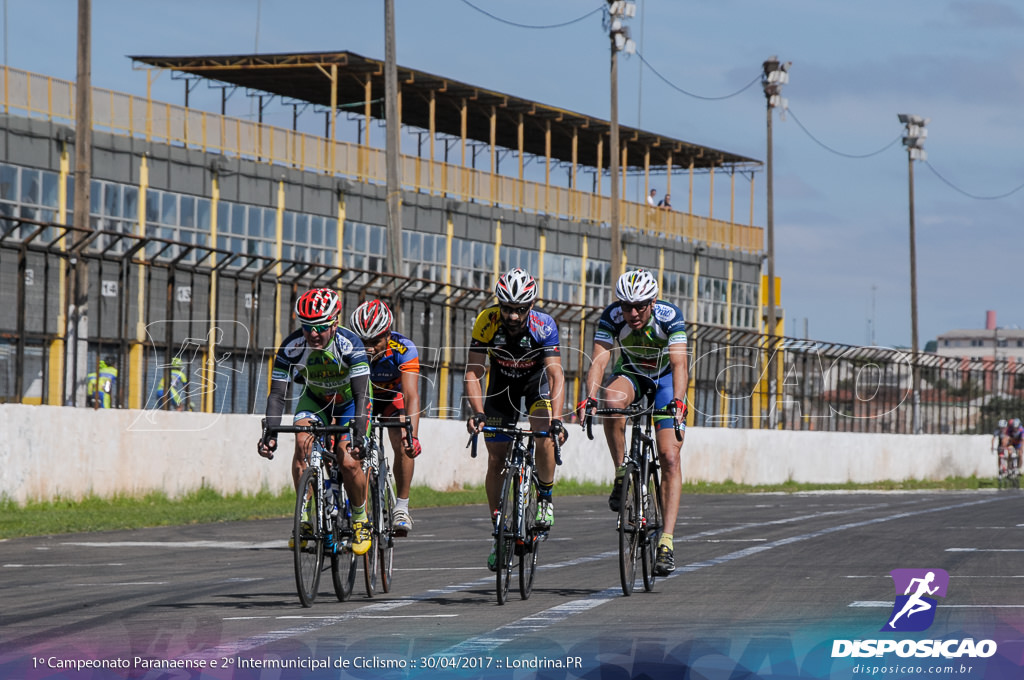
[483,370,551,442]
[295,390,354,441]
[605,369,685,432]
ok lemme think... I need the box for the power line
[787,107,902,159]
[924,161,1024,201]
[637,51,760,100]
[456,0,604,29]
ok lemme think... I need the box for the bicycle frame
[361,415,412,596]
[469,425,562,604]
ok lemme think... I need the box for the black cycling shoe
[654,545,676,576]
[608,476,624,512]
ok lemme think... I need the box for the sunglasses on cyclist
[620,301,652,313]
[301,321,335,334]
[499,304,532,316]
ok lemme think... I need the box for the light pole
[762,56,788,428]
[899,113,927,433]
[607,1,635,283]
[384,0,403,326]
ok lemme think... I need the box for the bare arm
[400,368,421,438]
[544,354,566,421]
[669,342,689,423]
[584,341,614,403]
[464,348,488,432]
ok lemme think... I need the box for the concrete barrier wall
[0,405,995,503]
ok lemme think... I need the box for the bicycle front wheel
[519,475,540,601]
[294,466,324,607]
[331,487,357,601]
[363,475,380,597]
[641,466,663,592]
[378,470,395,593]
[618,464,640,596]
[495,470,517,605]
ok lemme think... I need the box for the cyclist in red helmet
[350,299,422,536]
[258,288,373,555]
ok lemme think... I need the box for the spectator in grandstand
[85,357,118,409]
[657,193,672,210]
[465,268,567,571]
[646,188,658,208]
[349,299,422,536]
[579,268,688,577]
[257,288,373,555]
[156,357,191,411]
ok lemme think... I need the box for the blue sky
[5,0,1024,348]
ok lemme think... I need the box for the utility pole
[384,0,403,326]
[762,56,789,428]
[899,113,927,433]
[72,0,92,406]
[607,1,635,283]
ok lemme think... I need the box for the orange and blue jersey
[369,331,420,409]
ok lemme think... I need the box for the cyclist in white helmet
[580,268,688,576]
[465,267,567,571]
[349,299,422,536]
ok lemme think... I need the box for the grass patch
[0,477,999,539]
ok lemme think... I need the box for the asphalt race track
[2,491,1023,679]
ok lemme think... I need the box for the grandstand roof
[129,51,760,172]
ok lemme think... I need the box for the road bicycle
[261,419,358,607]
[585,401,681,595]
[360,415,412,596]
[469,425,562,605]
[996,444,1021,490]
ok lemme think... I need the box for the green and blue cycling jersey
[594,299,687,427]
[265,326,371,438]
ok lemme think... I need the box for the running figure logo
[882,568,949,632]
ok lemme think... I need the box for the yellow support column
[719,261,734,422]
[48,142,71,405]
[538,231,547,295]
[204,173,220,413]
[437,213,455,415]
[128,155,149,409]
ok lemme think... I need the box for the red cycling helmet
[294,288,341,325]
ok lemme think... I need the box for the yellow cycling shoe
[351,520,372,555]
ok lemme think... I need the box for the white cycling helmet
[494,268,538,305]
[615,269,659,304]
[998,419,1008,429]
[349,299,394,340]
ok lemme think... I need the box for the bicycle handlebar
[582,407,683,442]
[467,426,563,465]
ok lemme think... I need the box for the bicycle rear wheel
[331,487,357,601]
[519,476,540,600]
[495,469,517,605]
[641,465,663,592]
[294,466,324,607]
[363,475,380,597]
[618,464,640,596]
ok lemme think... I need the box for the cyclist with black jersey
[465,268,567,571]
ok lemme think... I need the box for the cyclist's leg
[526,370,556,490]
[292,392,329,491]
[601,373,637,469]
[653,374,685,574]
[483,387,518,513]
[382,404,415,533]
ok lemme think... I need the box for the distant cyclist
[993,418,1008,455]
[580,269,688,577]
[1003,418,1023,472]
[349,299,422,536]
[465,268,567,571]
[257,288,373,555]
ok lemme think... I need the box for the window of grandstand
[542,253,581,304]
[343,221,385,272]
[731,280,758,330]
[696,276,728,326]
[585,259,612,309]
[0,163,66,242]
[499,245,538,287]
[453,237,494,290]
[283,211,336,265]
[661,271,693,315]
[215,200,275,263]
[403,231,445,281]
